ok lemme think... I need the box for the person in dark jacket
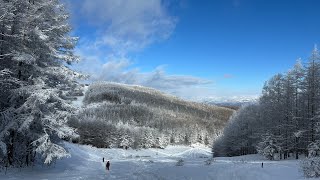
[103,157,104,162]
[106,161,110,171]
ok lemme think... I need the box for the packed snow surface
[1,142,306,180]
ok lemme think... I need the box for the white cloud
[80,0,177,54]
[98,60,211,91]
[69,1,258,100]
[73,55,212,97]
[73,54,259,100]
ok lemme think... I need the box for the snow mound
[175,147,211,159]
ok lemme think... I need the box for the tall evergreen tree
[0,0,81,166]
[290,59,304,159]
[304,45,320,144]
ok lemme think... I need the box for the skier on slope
[106,160,110,171]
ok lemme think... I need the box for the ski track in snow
[0,142,310,180]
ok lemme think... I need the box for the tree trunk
[7,130,15,166]
[18,62,22,80]
[0,22,4,59]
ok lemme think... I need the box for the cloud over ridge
[98,60,211,90]
[70,0,216,99]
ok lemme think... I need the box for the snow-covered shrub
[205,158,214,165]
[301,157,320,178]
[121,98,132,105]
[307,142,320,158]
[155,135,169,149]
[119,134,134,149]
[301,142,320,178]
[256,133,282,160]
[141,129,155,148]
[176,159,184,166]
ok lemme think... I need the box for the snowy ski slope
[1,142,307,180]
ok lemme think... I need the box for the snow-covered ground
[72,85,89,108]
[1,142,307,180]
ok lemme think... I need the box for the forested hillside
[69,82,234,149]
[212,46,320,177]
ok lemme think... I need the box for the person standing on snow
[106,160,110,171]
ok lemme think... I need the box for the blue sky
[66,0,320,100]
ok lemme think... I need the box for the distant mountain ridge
[201,96,258,109]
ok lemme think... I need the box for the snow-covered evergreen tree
[303,45,320,146]
[291,59,304,159]
[301,113,320,178]
[256,133,282,160]
[0,0,80,166]
[119,133,133,149]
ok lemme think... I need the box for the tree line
[212,46,320,177]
